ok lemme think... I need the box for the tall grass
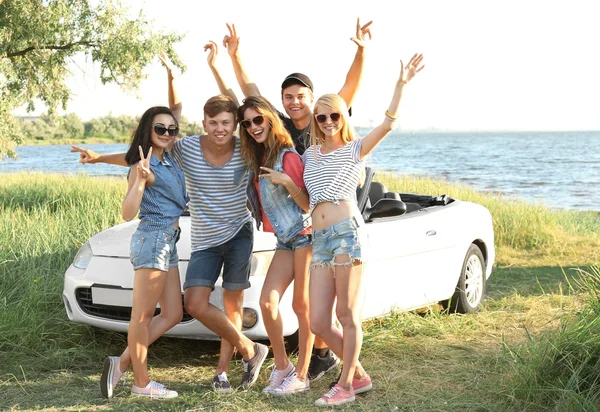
[507,266,600,411]
[0,173,126,370]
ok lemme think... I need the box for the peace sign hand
[223,23,240,57]
[259,166,290,186]
[350,17,373,49]
[159,51,176,74]
[400,53,425,85]
[204,40,219,67]
[136,146,152,181]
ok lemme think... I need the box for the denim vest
[247,147,311,243]
[137,152,189,231]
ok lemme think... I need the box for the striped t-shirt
[171,135,252,252]
[303,137,365,212]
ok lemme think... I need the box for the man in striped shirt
[70,95,269,392]
[171,95,269,391]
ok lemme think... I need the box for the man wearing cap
[206,18,372,385]
[222,20,371,155]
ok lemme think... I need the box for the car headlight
[73,242,93,269]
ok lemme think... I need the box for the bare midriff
[311,200,361,230]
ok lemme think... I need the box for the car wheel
[443,244,486,314]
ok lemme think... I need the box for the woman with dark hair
[239,96,314,395]
[98,104,188,399]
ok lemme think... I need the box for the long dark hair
[125,106,176,165]
[237,96,293,179]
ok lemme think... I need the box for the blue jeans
[311,216,369,269]
[184,222,253,291]
[130,225,181,272]
[276,233,312,251]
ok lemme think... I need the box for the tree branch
[6,41,99,58]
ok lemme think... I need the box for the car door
[361,206,456,319]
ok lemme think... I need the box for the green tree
[62,113,85,138]
[0,0,185,159]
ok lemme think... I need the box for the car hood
[88,217,276,259]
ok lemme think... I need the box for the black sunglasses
[315,113,341,124]
[154,124,179,137]
[240,115,265,130]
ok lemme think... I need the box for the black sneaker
[241,343,269,389]
[307,350,340,381]
[212,372,232,393]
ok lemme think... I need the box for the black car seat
[368,182,387,205]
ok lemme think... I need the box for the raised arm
[159,52,182,123]
[359,54,425,160]
[224,23,262,98]
[204,40,240,106]
[122,147,153,221]
[337,18,373,108]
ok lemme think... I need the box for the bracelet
[289,187,302,198]
[385,110,399,121]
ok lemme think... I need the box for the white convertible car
[62,170,495,340]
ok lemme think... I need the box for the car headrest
[368,182,387,205]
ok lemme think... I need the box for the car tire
[442,244,486,314]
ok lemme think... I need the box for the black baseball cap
[281,73,313,91]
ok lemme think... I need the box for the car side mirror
[364,198,407,222]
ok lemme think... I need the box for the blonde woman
[303,54,424,407]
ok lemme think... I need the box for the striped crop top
[302,137,365,212]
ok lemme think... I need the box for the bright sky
[19,0,600,131]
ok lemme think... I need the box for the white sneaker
[262,361,295,394]
[272,372,310,395]
[131,380,178,399]
[100,356,123,399]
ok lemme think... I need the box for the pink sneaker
[353,374,373,394]
[315,384,355,407]
[272,372,310,395]
[262,361,295,394]
[131,380,178,399]
[330,371,373,394]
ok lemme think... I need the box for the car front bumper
[62,256,298,340]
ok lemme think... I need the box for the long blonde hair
[310,94,356,149]
[310,94,365,186]
[237,96,294,179]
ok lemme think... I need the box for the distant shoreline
[18,129,600,147]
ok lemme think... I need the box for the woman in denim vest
[239,96,313,395]
[97,105,188,400]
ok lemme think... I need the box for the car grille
[75,288,194,323]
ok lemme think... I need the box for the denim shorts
[311,216,369,268]
[130,225,181,272]
[276,233,312,251]
[184,221,253,291]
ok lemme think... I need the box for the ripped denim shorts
[311,216,369,269]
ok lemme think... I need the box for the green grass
[1,172,599,411]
